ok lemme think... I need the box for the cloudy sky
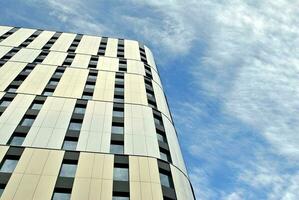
[1,0,299,199]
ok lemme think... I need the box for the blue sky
[1,0,299,199]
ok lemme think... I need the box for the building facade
[0,25,195,200]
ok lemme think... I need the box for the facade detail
[0,25,195,200]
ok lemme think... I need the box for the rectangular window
[30,102,43,110]
[52,192,71,200]
[42,90,54,96]
[68,122,82,131]
[0,158,18,173]
[49,80,59,86]
[74,107,86,114]
[110,144,124,154]
[62,140,77,151]
[0,100,11,107]
[160,151,171,162]
[20,117,35,127]
[159,172,173,188]
[85,84,95,89]
[112,197,129,200]
[157,132,167,143]
[113,167,129,181]
[9,135,25,146]
[59,163,77,177]
[113,110,124,118]
[112,125,124,134]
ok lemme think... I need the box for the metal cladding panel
[71,54,91,68]
[105,38,118,57]
[17,64,57,95]
[27,30,55,49]
[0,94,34,144]
[50,32,76,52]
[0,61,27,91]
[54,67,89,98]
[75,35,101,55]
[124,39,141,60]
[10,48,41,63]
[0,28,35,47]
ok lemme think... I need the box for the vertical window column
[144,63,153,79]
[88,55,98,69]
[62,53,75,66]
[0,146,24,198]
[139,43,147,63]
[8,95,46,146]
[42,66,65,96]
[19,30,42,48]
[158,160,177,200]
[110,103,124,154]
[112,155,130,200]
[144,77,157,109]
[5,63,36,93]
[82,70,97,100]
[114,73,124,103]
[118,58,127,72]
[97,37,108,56]
[52,151,79,200]
[62,100,87,151]
[67,34,82,53]
[117,39,125,58]
[0,27,19,42]
[0,93,16,116]
[33,50,50,64]
[41,32,61,50]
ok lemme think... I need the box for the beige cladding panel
[77,101,113,152]
[0,145,9,161]
[0,92,5,99]
[10,48,42,63]
[171,165,194,200]
[42,51,68,66]
[125,74,148,105]
[129,156,163,200]
[127,60,146,76]
[50,32,76,52]
[97,56,119,71]
[152,82,172,121]
[71,54,91,68]
[125,104,160,158]
[0,26,12,36]
[17,64,57,95]
[0,28,35,47]
[124,39,141,60]
[163,115,187,175]
[0,46,13,58]
[75,35,101,55]
[2,148,64,200]
[27,30,55,49]
[93,71,115,102]
[23,97,76,149]
[0,94,34,144]
[105,38,118,57]
[0,61,27,91]
[144,45,157,71]
[54,68,88,98]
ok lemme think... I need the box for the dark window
[59,163,77,177]
[112,125,124,134]
[85,84,95,89]
[0,100,11,107]
[52,192,71,200]
[88,75,97,80]
[160,151,171,162]
[0,158,18,173]
[154,118,163,126]
[113,110,124,118]
[49,80,59,86]
[112,196,129,200]
[157,132,166,143]
[68,122,82,131]
[160,172,173,188]
[113,167,129,181]
[9,135,25,146]
[42,90,54,96]
[74,107,86,114]
[20,117,35,127]
[62,140,77,151]
[30,102,43,110]
[110,144,124,154]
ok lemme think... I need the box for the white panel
[171,165,194,200]
[124,39,140,60]
[0,26,12,37]
[163,115,187,175]
[75,35,101,55]
[42,51,68,66]
[105,38,118,57]
[0,46,13,58]
[50,32,76,52]
[0,28,35,47]
[152,81,171,121]
[124,104,159,158]
[144,45,157,71]
[77,101,113,153]
[23,97,76,149]
[127,60,145,76]
[0,94,34,144]
[54,68,88,98]
[0,61,27,91]
[152,69,162,87]
[10,48,41,63]
[17,64,57,95]
[124,74,147,105]
[93,71,115,102]
[27,31,55,49]
[0,92,5,99]
[71,54,91,68]
[97,56,118,71]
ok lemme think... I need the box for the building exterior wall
[0,25,195,200]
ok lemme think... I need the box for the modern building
[0,25,195,200]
